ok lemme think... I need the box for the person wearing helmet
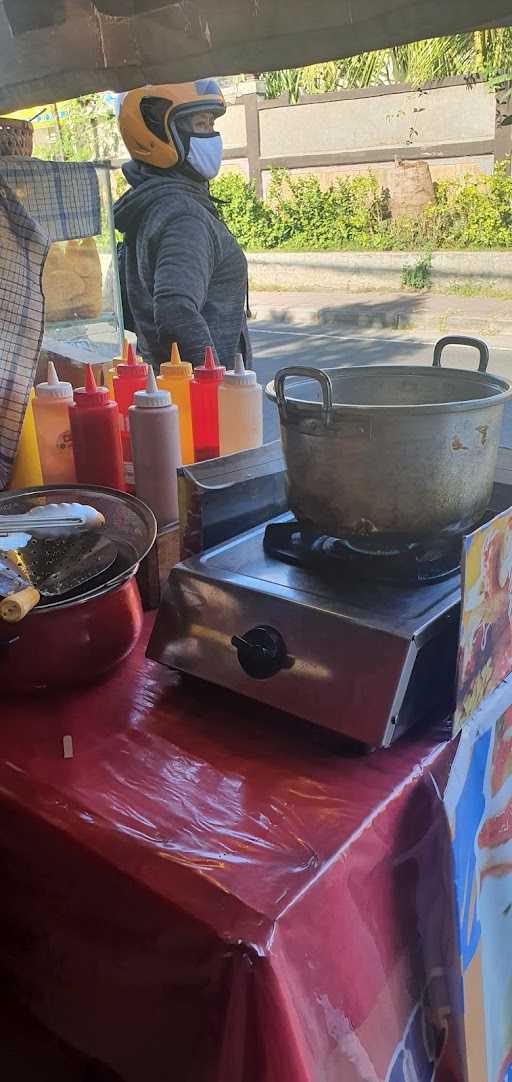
[114,80,252,369]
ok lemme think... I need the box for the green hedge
[210,164,512,251]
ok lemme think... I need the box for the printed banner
[455,508,512,734]
[446,699,512,1082]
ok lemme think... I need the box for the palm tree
[263,28,512,101]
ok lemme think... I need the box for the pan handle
[432,336,489,373]
[274,367,334,426]
[0,586,40,623]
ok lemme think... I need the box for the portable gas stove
[148,514,462,747]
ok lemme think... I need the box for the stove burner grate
[263,520,461,586]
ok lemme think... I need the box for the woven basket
[0,116,33,157]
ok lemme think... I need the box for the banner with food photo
[446,701,512,1082]
[454,507,512,733]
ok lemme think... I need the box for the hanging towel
[0,160,101,489]
[0,158,100,242]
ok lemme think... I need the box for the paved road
[251,323,512,446]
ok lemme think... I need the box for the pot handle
[274,367,334,425]
[432,336,489,373]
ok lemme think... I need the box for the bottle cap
[158,342,193,382]
[116,342,148,380]
[223,354,257,387]
[193,346,225,384]
[133,367,172,408]
[73,364,110,409]
[35,361,73,400]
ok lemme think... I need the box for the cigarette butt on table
[0,586,40,623]
[63,735,74,759]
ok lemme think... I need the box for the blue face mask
[186,133,223,180]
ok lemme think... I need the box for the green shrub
[211,162,512,253]
[423,166,512,249]
[401,254,432,289]
[210,171,273,248]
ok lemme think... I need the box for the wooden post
[244,93,263,197]
[494,84,512,174]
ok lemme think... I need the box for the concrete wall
[247,250,512,292]
[217,103,247,150]
[221,79,506,196]
[258,83,494,157]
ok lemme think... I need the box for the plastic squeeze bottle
[32,362,76,484]
[219,354,263,456]
[157,343,194,465]
[129,368,182,527]
[69,364,126,490]
[113,343,148,488]
[8,390,43,489]
[189,347,225,462]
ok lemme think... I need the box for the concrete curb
[250,304,512,336]
[247,250,512,294]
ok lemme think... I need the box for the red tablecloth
[0,617,465,1082]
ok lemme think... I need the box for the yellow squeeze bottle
[157,343,195,464]
[9,388,43,489]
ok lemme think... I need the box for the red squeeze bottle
[69,365,126,490]
[190,347,225,461]
[112,343,148,488]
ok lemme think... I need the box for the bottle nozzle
[193,346,225,383]
[133,364,171,407]
[36,361,74,399]
[74,363,108,407]
[122,337,130,361]
[85,364,97,393]
[126,343,137,366]
[146,367,158,393]
[223,352,257,387]
[47,360,59,385]
[170,343,181,367]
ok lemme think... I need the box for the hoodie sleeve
[153,212,217,365]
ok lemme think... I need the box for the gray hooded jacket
[114,161,251,368]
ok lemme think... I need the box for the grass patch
[401,255,432,290]
[441,282,512,300]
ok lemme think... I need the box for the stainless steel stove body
[147,518,461,747]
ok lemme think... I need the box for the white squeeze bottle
[218,354,263,456]
[129,367,182,527]
[32,361,76,483]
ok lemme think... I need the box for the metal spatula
[0,533,118,623]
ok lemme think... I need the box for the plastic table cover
[0,615,465,1082]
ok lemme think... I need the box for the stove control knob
[231,626,290,680]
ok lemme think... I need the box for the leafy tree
[262,29,512,101]
[33,95,120,162]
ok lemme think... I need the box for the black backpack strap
[117,239,135,333]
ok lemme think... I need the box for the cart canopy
[1,0,512,112]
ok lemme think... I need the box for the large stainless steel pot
[266,336,512,543]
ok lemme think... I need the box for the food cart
[1,3,512,1080]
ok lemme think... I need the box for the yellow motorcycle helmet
[118,79,226,169]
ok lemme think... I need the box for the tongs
[0,502,105,538]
